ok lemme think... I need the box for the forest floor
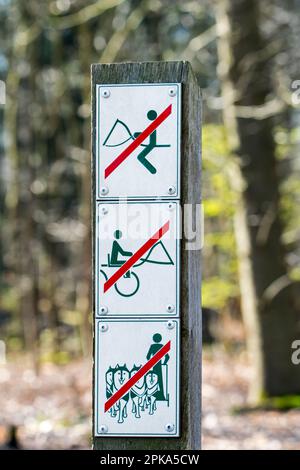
[202,347,300,450]
[0,347,300,450]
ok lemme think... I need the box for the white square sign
[94,319,180,437]
[95,201,180,317]
[96,83,181,199]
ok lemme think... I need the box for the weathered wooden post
[92,61,202,450]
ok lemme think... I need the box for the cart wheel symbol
[100,269,140,298]
[100,231,174,298]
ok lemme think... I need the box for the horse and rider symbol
[103,109,171,175]
[105,333,170,424]
[100,230,174,297]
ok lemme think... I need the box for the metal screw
[101,207,108,215]
[100,323,108,332]
[168,87,177,97]
[101,89,110,98]
[166,304,175,313]
[99,424,108,433]
[167,185,176,195]
[168,202,175,210]
[100,186,109,196]
[167,320,175,330]
[100,306,108,315]
[165,423,175,432]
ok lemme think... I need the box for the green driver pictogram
[100,230,174,298]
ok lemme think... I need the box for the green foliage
[270,395,300,410]
[1,0,299,364]
[40,351,71,365]
[290,266,300,281]
[60,310,84,327]
[275,126,300,236]
[0,0,222,360]
[7,337,23,353]
[0,286,19,313]
[205,231,236,253]
[234,395,300,412]
[270,396,300,410]
[202,277,239,310]
[202,125,240,311]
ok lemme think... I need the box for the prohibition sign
[104,340,171,413]
[103,220,170,293]
[104,104,172,179]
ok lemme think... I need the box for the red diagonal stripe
[104,104,172,179]
[103,220,170,293]
[104,340,171,413]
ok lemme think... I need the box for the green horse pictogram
[103,110,171,175]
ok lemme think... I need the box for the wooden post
[91,61,202,450]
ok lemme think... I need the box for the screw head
[99,424,108,433]
[101,89,110,98]
[100,323,108,332]
[165,423,175,432]
[101,207,108,215]
[166,304,175,313]
[167,185,176,195]
[166,320,175,330]
[100,186,109,196]
[168,202,175,210]
[100,306,108,315]
[168,87,177,97]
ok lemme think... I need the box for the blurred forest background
[1,0,300,450]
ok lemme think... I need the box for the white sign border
[94,318,180,437]
[95,200,181,318]
[96,83,181,200]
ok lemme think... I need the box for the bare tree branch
[100,0,151,63]
[182,25,217,55]
[235,97,286,119]
[261,275,293,305]
[51,0,124,29]
[207,95,286,119]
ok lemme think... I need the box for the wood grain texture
[91,61,202,450]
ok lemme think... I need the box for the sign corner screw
[99,424,108,433]
[166,304,175,313]
[167,320,175,330]
[100,323,108,332]
[100,306,108,315]
[165,423,175,432]
[167,185,176,195]
[101,89,110,98]
[100,186,109,196]
[168,87,177,97]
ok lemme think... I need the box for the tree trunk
[216,0,300,401]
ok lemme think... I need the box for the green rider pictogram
[103,109,171,175]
